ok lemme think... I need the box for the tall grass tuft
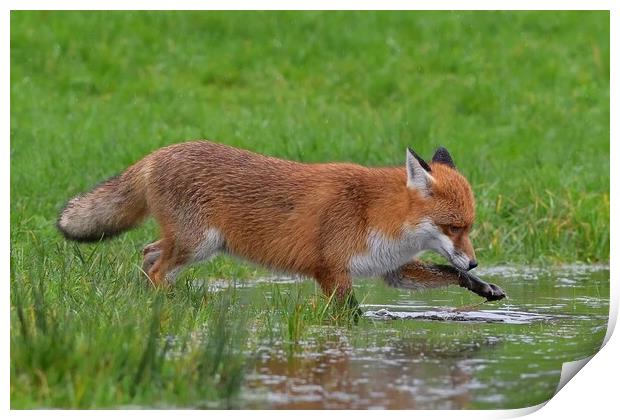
[10,240,250,408]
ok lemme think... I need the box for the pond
[203,264,610,409]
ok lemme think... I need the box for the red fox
[58,141,497,304]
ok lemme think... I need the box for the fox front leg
[383,261,506,301]
[315,270,363,320]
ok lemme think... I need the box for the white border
[4,2,615,419]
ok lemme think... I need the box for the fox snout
[459,235,477,270]
[449,234,477,271]
[426,223,477,272]
[446,246,477,271]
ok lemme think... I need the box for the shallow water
[217,265,609,409]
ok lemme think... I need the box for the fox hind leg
[141,240,162,274]
[145,228,224,287]
[146,238,191,286]
[142,248,161,275]
[143,240,162,257]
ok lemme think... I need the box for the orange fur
[57,140,477,300]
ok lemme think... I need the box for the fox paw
[475,282,506,301]
[142,249,161,274]
[486,282,507,301]
[458,272,506,301]
[143,242,161,256]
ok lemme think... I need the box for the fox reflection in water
[244,334,500,409]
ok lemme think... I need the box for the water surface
[216,265,609,409]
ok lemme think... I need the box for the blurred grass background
[11,11,609,266]
[9,11,610,408]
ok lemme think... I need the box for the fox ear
[406,147,433,196]
[431,146,456,168]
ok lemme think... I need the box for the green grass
[10,11,609,408]
[11,10,609,266]
[10,245,250,408]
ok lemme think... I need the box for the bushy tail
[57,162,149,242]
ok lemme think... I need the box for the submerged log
[382,261,506,301]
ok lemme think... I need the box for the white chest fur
[348,220,440,278]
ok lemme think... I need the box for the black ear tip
[431,146,456,168]
[406,146,432,172]
[434,146,451,156]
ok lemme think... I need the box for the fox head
[405,146,477,271]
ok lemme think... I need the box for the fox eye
[448,225,463,235]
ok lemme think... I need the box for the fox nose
[468,260,478,270]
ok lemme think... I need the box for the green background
[11,10,609,265]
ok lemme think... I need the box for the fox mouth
[451,257,470,271]
[440,246,470,271]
